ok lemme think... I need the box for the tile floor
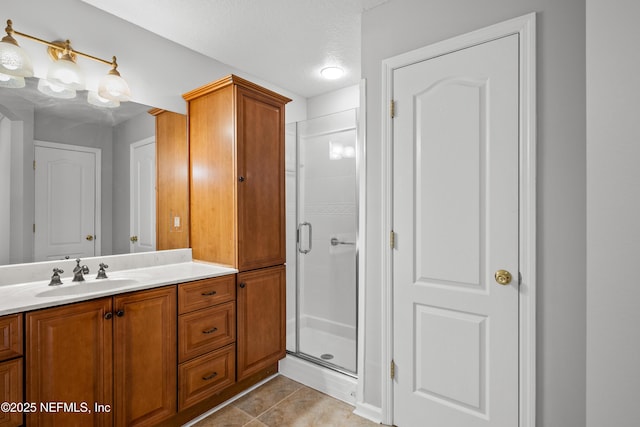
[190,375,379,427]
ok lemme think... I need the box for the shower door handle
[297,222,312,254]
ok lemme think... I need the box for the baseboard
[353,401,384,424]
[279,355,357,405]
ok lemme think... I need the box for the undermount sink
[36,278,140,297]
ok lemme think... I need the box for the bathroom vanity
[0,252,283,426]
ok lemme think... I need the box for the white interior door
[34,142,99,261]
[130,138,156,253]
[392,34,519,426]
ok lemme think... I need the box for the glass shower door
[295,109,358,374]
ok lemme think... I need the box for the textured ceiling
[80,0,387,98]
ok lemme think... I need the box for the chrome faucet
[96,263,109,279]
[72,258,90,282]
[48,268,64,286]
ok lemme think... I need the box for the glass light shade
[87,90,119,108]
[0,38,34,77]
[46,56,85,90]
[37,78,76,99]
[98,72,131,102]
[320,66,344,80]
[0,72,25,88]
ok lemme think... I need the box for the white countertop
[0,260,237,316]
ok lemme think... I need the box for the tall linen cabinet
[183,75,290,381]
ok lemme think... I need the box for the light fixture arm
[6,19,115,68]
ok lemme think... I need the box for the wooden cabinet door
[236,265,286,380]
[0,359,22,427]
[236,86,286,271]
[26,298,113,427]
[113,286,177,427]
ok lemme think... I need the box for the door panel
[34,144,97,261]
[130,140,156,253]
[393,34,519,427]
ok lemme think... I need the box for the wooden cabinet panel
[187,83,238,268]
[184,75,290,271]
[178,344,236,410]
[113,286,177,427]
[178,275,236,314]
[236,87,287,271]
[0,359,22,427]
[0,314,22,361]
[179,302,235,363]
[26,298,113,427]
[152,109,190,251]
[237,266,286,381]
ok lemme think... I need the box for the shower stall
[285,108,359,376]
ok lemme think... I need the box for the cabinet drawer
[0,358,23,427]
[178,275,236,314]
[0,314,22,361]
[179,301,235,363]
[178,343,235,410]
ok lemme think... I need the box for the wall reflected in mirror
[0,77,163,266]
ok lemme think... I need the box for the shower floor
[297,325,356,373]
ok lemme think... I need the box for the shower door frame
[291,106,362,378]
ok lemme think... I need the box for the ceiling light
[0,19,131,105]
[320,66,344,80]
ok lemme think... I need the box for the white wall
[0,116,11,264]
[361,0,586,425]
[586,1,640,425]
[0,99,35,264]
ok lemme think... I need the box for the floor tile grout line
[248,384,308,421]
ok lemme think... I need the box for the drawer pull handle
[202,327,218,334]
[202,372,218,381]
[201,290,217,296]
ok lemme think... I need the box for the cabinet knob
[116,310,125,317]
[239,282,246,289]
[202,327,218,334]
[238,176,245,182]
[104,312,113,320]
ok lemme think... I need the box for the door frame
[129,136,156,253]
[380,13,536,426]
[34,140,102,259]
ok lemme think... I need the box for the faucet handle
[96,263,109,279]
[49,268,64,286]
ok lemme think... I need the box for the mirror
[0,77,171,265]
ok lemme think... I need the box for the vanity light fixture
[87,90,120,108]
[0,72,25,88]
[0,19,131,102]
[37,77,76,99]
[320,66,344,80]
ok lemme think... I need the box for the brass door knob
[494,269,513,285]
[130,236,138,243]
[86,235,94,241]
